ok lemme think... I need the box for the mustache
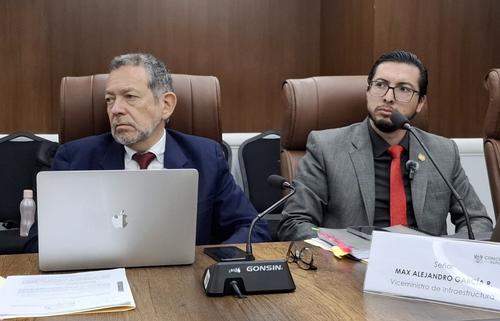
[375,105,395,112]
[111,118,135,128]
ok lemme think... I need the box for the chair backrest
[239,131,282,211]
[280,75,429,182]
[0,132,59,254]
[221,140,232,165]
[59,74,222,143]
[238,131,282,241]
[483,68,500,220]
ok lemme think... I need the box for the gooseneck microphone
[203,175,296,297]
[390,111,475,240]
[245,175,296,260]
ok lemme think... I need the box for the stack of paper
[314,228,371,261]
[0,268,135,319]
[307,225,435,262]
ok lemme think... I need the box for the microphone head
[405,160,419,171]
[390,110,410,129]
[267,175,288,190]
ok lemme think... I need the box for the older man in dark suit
[25,53,270,252]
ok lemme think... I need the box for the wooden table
[1,242,499,321]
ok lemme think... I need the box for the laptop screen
[36,169,198,271]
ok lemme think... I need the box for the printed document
[0,268,135,319]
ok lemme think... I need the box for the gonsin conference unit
[203,175,297,297]
[203,260,295,296]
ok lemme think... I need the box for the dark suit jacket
[278,119,493,240]
[25,130,270,252]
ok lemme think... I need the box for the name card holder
[364,231,500,311]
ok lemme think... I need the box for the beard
[368,108,417,133]
[111,116,161,146]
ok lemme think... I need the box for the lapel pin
[418,153,426,161]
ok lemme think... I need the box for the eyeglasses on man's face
[368,80,419,103]
[286,242,317,270]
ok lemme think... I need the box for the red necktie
[132,152,156,169]
[387,145,407,226]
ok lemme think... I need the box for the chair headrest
[281,75,428,150]
[59,73,222,143]
[483,69,500,138]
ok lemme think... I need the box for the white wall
[449,138,495,233]
[0,134,58,142]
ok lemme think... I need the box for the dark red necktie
[132,152,156,169]
[387,145,407,226]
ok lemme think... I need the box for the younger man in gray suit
[278,51,493,241]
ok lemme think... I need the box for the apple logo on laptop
[112,210,128,229]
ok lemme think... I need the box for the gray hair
[109,53,174,101]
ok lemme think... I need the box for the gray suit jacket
[278,119,493,241]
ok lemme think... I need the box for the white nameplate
[364,231,500,311]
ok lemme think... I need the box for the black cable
[230,281,246,298]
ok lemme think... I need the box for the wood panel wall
[0,0,320,133]
[1,0,499,137]
[321,0,500,137]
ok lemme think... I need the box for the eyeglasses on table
[286,242,317,271]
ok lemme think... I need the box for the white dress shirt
[124,129,166,170]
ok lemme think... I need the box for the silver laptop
[36,169,198,271]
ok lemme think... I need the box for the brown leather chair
[483,69,500,220]
[280,75,429,182]
[59,74,222,143]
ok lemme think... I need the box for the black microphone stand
[391,112,475,240]
[245,184,296,260]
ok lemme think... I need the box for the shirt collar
[367,121,409,157]
[124,129,166,164]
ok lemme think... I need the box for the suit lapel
[99,140,125,169]
[164,131,190,169]
[409,133,429,226]
[349,120,375,224]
